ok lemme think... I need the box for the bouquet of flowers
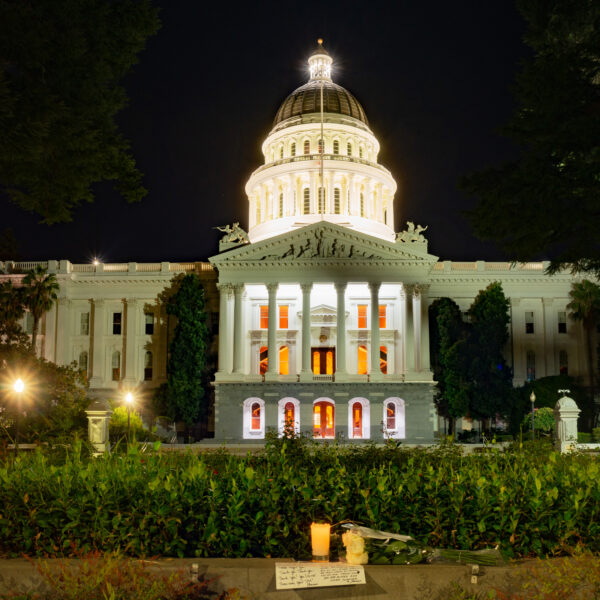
[341,524,504,566]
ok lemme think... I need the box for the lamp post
[13,379,24,453]
[125,392,133,444]
[530,390,536,440]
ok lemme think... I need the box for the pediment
[210,222,438,266]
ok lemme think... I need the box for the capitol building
[2,43,589,442]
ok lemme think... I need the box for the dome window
[360,193,365,217]
[279,146,284,159]
[334,188,341,214]
[347,142,352,156]
[359,146,364,159]
[333,140,339,155]
[279,192,284,217]
[303,188,310,214]
[291,142,296,156]
[318,187,325,213]
[303,140,310,155]
[318,138,324,154]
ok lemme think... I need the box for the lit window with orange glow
[380,346,388,375]
[259,346,268,375]
[284,402,295,427]
[313,404,321,427]
[358,345,367,374]
[386,403,396,430]
[325,404,334,430]
[357,305,367,329]
[312,350,320,374]
[326,351,334,375]
[279,305,288,329]
[251,402,261,430]
[379,305,386,329]
[279,346,289,375]
[259,305,268,329]
[352,402,363,438]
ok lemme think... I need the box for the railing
[72,264,95,272]
[252,153,393,178]
[12,261,48,271]
[484,262,512,271]
[103,263,128,272]
[136,263,162,272]
[313,374,334,382]
[452,262,478,270]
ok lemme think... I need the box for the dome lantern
[308,39,332,81]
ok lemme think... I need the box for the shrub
[578,432,592,443]
[109,406,147,442]
[522,407,555,434]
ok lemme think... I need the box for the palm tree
[21,266,59,352]
[567,279,600,429]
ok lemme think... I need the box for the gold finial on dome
[317,38,323,45]
[309,39,332,80]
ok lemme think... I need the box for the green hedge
[1,441,599,560]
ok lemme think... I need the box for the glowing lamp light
[125,392,133,404]
[13,379,25,394]
[310,523,330,561]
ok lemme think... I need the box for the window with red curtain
[251,403,261,430]
[353,402,363,438]
[259,346,268,375]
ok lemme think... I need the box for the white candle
[311,523,330,559]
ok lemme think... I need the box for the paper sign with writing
[275,562,366,590]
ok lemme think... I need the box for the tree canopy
[0,0,160,223]
[21,266,59,351]
[462,1,600,276]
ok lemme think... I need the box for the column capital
[334,281,347,293]
[232,283,244,295]
[300,283,313,293]
[402,284,416,299]
[125,297,141,306]
[368,281,381,294]
[216,282,233,293]
[414,284,430,298]
[93,298,106,307]
[266,283,279,293]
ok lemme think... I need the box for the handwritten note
[275,562,366,590]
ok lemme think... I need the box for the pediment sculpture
[396,221,428,244]
[216,222,250,252]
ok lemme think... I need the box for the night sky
[4,1,528,264]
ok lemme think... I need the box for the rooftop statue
[215,222,250,251]
[396,221,428,244]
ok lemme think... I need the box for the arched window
[359,146,364,159]
[360,193,365,217]
[318,138,324,154]
[526,350,536,381]
[348,398,370,439]
[383,398,405,439]
[291,142,296,156]
[243,397,265,438]
[358,345,367,375]
[334,188,341,214]
[559,350,569,375]
[279,192,284,217]
[380,346,388,375]
[111,351,121,381]
[279,345,289,375]
[303,140,310,155]
[313,399,335,438]
[278,398,300,436]
[259,346,268,375]
[347,142,352,156]
[144,351,153,381]
[318,187,325,213]
[279,145,283,159]
[303,188,310,214]
[79,351,88,373]
[333,139,339,154]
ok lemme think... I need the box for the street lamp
[125,392,133,444]
[13,379,25,453]
[530,390,536,440]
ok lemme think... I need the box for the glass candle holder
[310,523,330,562]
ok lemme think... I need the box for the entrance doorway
[312,348,335,374]
[313,400,335,438]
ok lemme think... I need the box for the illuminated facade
[1,43,593,443]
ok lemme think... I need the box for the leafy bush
[522,407,555,434]
[109,406,147,442]
[578,432,592,443]
[1,441,600,560]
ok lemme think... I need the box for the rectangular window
[358,305,367,329]
[80,312,90,335]
[279,305,288,329]
[112,312,122,335]
[525,311,534,334]
[145,313,154,335]
[558,311,567,334]
[259,305,268,329]
[379,305,386,329]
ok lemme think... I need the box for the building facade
[1,43,592,442]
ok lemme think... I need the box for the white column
[266,283,278,378]
[369,282,382,380]
[310,171,317,213]
[300,283,313,380]
[90,299,105,387]
[287,175,294,217]
[413,287,422,371]
[217,284,232,374]
[335,282,347,379]
[43,303,57,362]
[123,298,140,385]
[403,285,415,374]
[55,298,71,365]
[259,187,266,224]
[418,285,431,372]
[542,298,554,377]
[232,284,244,374]
[327,172,334,214]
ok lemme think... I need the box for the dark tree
[165,274,209,432]
[467,282,512,426]
[567,279,600,428]
[431,298,470,434]
[21,266,59,352]
[0,0,160,223]
[462,1,600,276]
[0,279,26,345]
[0,228,18,262]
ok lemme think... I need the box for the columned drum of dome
[246,41,397,244]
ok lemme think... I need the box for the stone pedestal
[554,392,580,454]
[85,398,112,456]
